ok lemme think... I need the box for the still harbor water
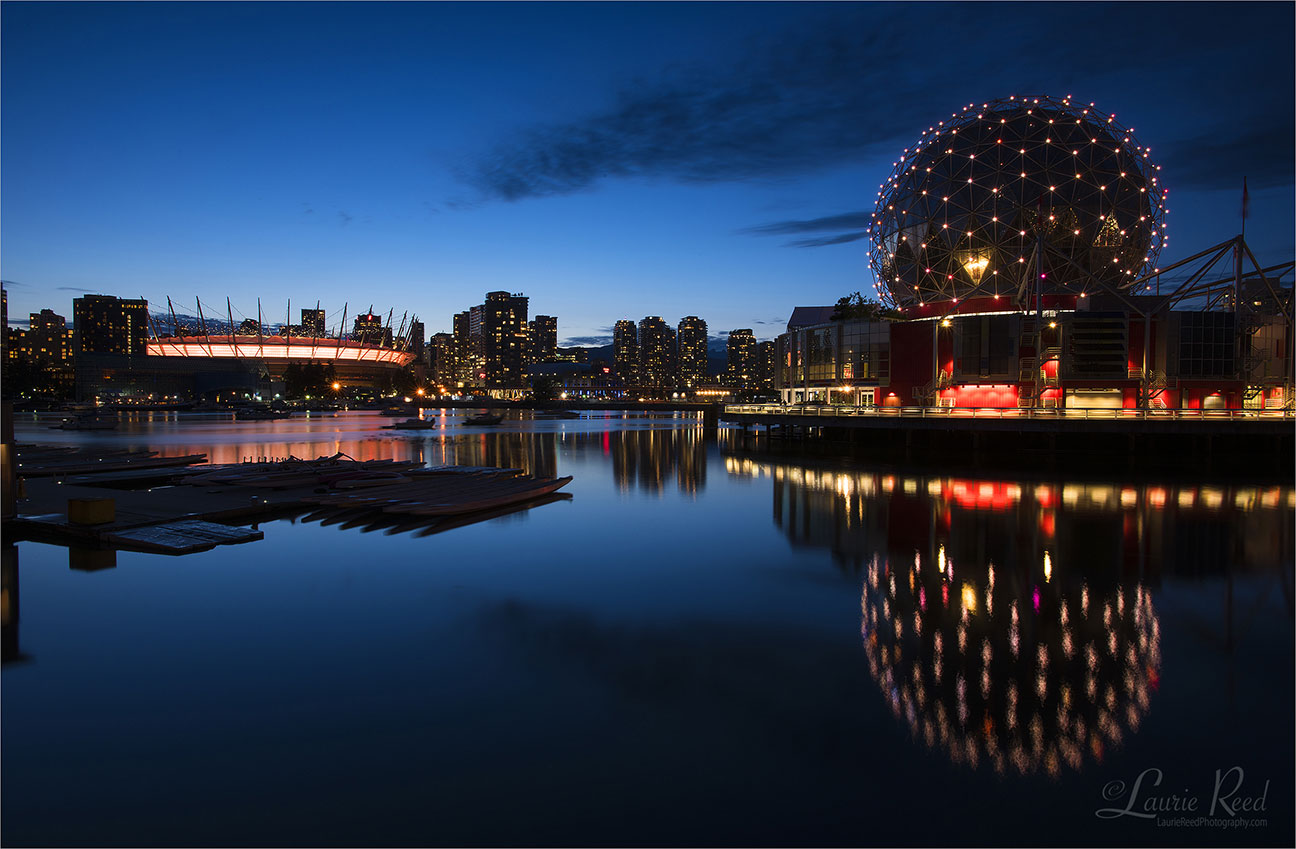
[3,411,1293,847]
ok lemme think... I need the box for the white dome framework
[868,95,1168,309]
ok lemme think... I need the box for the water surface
[3,411,1292,846]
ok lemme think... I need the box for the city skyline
[2,2,1293,344]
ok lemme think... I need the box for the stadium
[144,303,419,386]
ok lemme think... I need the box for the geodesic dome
[868,95,1168,309]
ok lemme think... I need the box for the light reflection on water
[2,414,1292,847]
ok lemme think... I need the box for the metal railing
[723,403,1296,422]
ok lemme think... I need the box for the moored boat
[381,418,438,430]
[463,412,503,426]
[234,409,293,421]
[54,413,119,430]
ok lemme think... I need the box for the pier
[721,403,1295,467]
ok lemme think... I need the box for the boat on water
[379,406,412,417]
[463,412,503,426]
[535,410,581,419]
[381,418,438,430]
[54,413,119,431]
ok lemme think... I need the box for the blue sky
[3,2,1292,344]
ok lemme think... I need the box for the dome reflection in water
[727,452,1292,778]
[861,550,1159,777]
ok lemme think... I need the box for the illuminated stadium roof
[147,335,415,367]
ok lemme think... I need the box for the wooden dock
[6,446,572,554]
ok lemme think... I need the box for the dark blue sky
[3,2,1292,344]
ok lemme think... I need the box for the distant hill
[558,337,732,381]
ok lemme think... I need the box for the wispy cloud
[563,335,612,347]
[788,232,868,249]
[740,211,872,236]
[338,210,353,227]
[456,4,1293,206]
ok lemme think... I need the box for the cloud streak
[457,3,1294,209]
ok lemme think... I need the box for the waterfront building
[725,329,757,391]
[637,317,676,391]
[468,291,529,394]
[73,294,149,355]
[677,316,708,389]
[613,320,638,385]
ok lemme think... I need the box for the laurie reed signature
[1096,767,1270,821]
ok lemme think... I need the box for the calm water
[3,411,1293,847]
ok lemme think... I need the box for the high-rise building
[408,319,425,361]
[531,315,558,363]
[27,310,73,366]
[73,294,149,355]
[429,332,456,388]
[676,316,708,389]
[725,329,757,390]
[453,311,475,386]
[757,339,777,393]
[468,291,529,390]
[613,320,638,384]
[638,317,677,390]
[352,311,390,347]
[300,308,327,337]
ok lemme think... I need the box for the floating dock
[6,446,571,555]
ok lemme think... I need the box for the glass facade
[776,320,891,398]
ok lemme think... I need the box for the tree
[529,375,560,403]
[830,292,902,321]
